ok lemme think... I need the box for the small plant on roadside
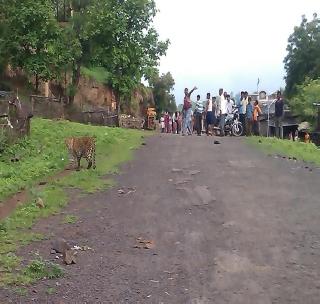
[0,222,7,232]
[0,253,21,272]
[62,215,79,224]
[23,258,64,281]
[46,287,56,295]
[12,287,28,296]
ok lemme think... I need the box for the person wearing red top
[182,86,197,135]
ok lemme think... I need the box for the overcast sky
[153,0,319,104]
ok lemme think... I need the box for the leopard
[65,136,96,171]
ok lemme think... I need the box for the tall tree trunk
[115,89,120,127]
[44,81,49,97]
[69,61,81,104]
[56,0,59,21]
[63,0,66,21]
[35,74,39,93]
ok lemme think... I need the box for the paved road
[2,134,320,303]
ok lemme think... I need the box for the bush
[23,258,64,280]
[290,78,320,126]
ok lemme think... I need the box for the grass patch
[0,118,146,287]
[1,257,64,286]
[12,287,28,296]
[23,258,64,281]
[62,215,79,224]
[0,185,67,254]
[0,118,144,201]
[57,172,115,194]
[0,253,21,273]
[247,136,320,165]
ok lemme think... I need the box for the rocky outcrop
[2,66,154,119]
[74,77,116,112]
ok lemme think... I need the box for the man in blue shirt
[246,97,253,136]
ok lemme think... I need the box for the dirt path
[2,134,320,304]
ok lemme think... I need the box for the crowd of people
[160,87,285,138]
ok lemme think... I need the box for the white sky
[153,0,319,104]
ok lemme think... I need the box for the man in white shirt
[240,91,249,135]
[205,92,214,135]
[219,90,227,136]
[226,95,234,115]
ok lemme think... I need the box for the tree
[290,78,320,126]
[284,13,320,97]
[83,0,169,121]
[150,72,177,114]
[2,0,80,92]
[66,0,93,102]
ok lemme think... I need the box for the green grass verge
[247,136,320,165]
[0,118,143,201]
[0,118,146,287]
[1,257,64,286]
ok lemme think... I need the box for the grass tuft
[23,258,64,281]
[62,215,79,224]
[46,287,56,295]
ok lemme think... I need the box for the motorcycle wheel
[231,122,243,137]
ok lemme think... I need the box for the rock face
[2,67,154,123]
[74,77,116,112]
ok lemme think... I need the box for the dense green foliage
[284,13,320,97]
[150,72,177,114]
[289,78,320,125]
[0,0,170,108]
[83,0,168,96]
[1,0,80,91]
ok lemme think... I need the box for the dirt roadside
[1,134,320,304]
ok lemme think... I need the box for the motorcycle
[215,106,244,137]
